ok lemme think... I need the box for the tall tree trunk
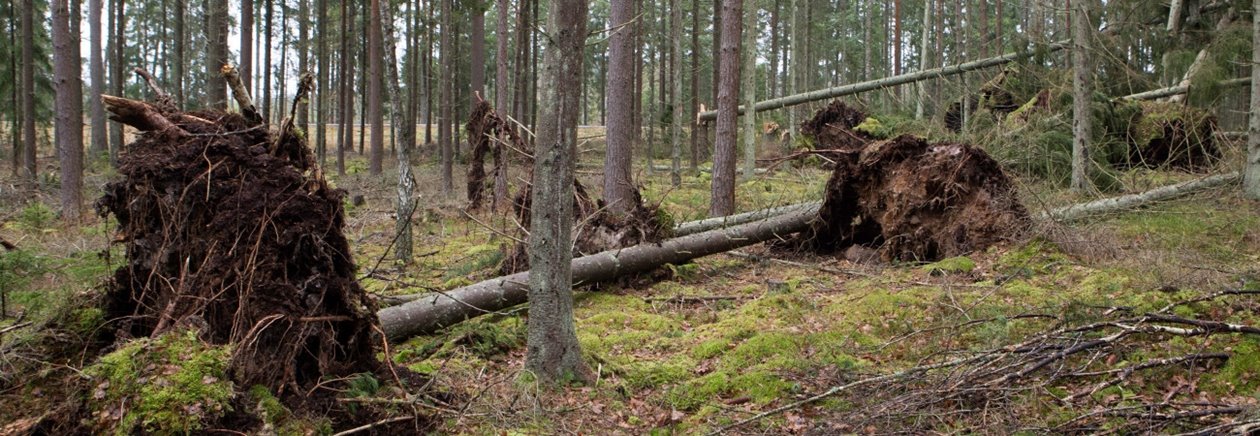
[604,0,638,212]
[670,0,683,186]
[8,5,17,178]
[768,0,779,98]
[789,0,802,140]
[110,0,125,162]
[471,6,486,114]
[689,0,699,170]
[262,0,273,119]
[915,0,932,119]
[495,0,509,113]
[241,0,253,91]
[439,0,453,196]
[89,0,107,156]
[337,0,350,175]
[52,0,84,220]
[316,0,327,165]
[709,0,741,217]
[368,0,383,174]
[1246,0,1260,199]
[206,0,228,108]
[21,0,36,181]
[297,0,309,129]
[1070,0,1092,193]
[173,0,184,107]
[894,0,902,76]
[740,0,755,180]
[712,0,722,106]
[527,0,591,383]
[425,0,434,146]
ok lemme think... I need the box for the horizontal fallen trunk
[697,40,1069,121]
[1118,77,1249,101]
[1040,172,1240,222]
[378,206,816,340]
[649,165,769,174]
[673,201,821,237]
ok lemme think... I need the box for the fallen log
[696,40,1069,121]
[672,201,821,237]
[378,206,816,340]
[1040,172,1240,222]
[1117,77,1249,101]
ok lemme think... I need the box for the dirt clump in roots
[466,98,525,211]
[499,180,671,274]
[800,100,874,153]
[96,102,386,401]
[1126,101,1220,170]
[795,134,1030,262]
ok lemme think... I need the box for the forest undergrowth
[1,123,1258,434]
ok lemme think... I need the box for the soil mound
[1126,101,1220,170]
[797,134,1029,261]
[499,180,670,274]
[800,100,873,152]
[96,99,383,396]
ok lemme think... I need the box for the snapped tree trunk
[378,206,817,340]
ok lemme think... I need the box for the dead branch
[132,67,176,111]
[271,73,316,156]
[221,64,263,125]
[101,95,189,136]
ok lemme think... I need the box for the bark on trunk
[604,0,638,213]
[696,40,1070,121]
[740,0,756,181]
[206,0,228,109]
[710,0,742,217]
[670,0,683,186]
[21,0,36,180]
[368,0,384,174]
[526,0,590,382]
[1247,0,1260,200]
[1071,1,1092,193]
[89,0,108,156]
[53,0,84,220]
[378,206,816,340]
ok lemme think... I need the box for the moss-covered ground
[1,127,1258,434]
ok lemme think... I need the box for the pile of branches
[96,68,385,397]
[722,290,1260,434]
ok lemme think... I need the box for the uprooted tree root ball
[800,100,874,153]
[96,93,388,405]
[499,179,672,275]
[794,134,1030,262]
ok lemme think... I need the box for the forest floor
[1,128,1259,434]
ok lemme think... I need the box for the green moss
[248,385,290,425]
[721,332,806,371]
[72,307,105,336]
[853,117,891,139]
[922,256,977,275]
[87,330,234,435]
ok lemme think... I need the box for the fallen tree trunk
[1118,77,1249,101]
[1040,172,1240,222]
[696,40,1069,121]
[672,201,821,237]
[378,206,816,340]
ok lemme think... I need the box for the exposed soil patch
[795,134,1030,262]
[96,100,385,398]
